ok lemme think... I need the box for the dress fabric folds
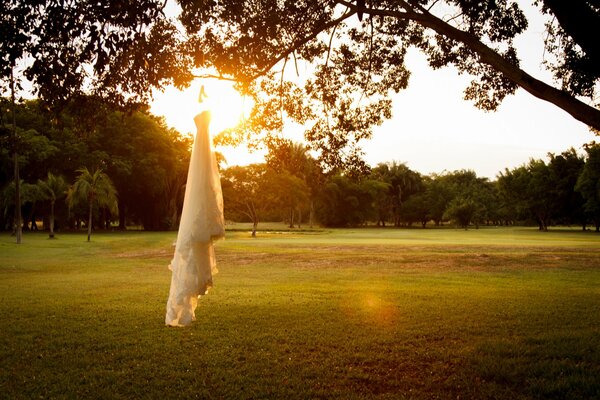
[165,111,225,327]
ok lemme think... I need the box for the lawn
[1,226,599,399]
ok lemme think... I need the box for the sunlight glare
[150,80,261,167]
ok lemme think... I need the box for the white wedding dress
[165,111,225,327]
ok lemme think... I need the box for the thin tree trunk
[87,200,93,242]
[252,219,258,237]
[246,201,258,237]
[309,199,314,228]
[49,200,55,238]
[11,63,22,244]
[30,207,37,231]
[289,207,295,228]
[118,197,126,230]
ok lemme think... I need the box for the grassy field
[0,226,599,399]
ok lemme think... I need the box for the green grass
[1,227,599,399]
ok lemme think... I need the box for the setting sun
[150,79,264,167]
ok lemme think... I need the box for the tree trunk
[289,207,295,228]
[298,208,302,229]
[49,200,55,238]
[11,63,22,244]
[246,202,259,237]
[101,207,107,230]
[30,208,38,231]
[118,197,127,230]
[87,200,93,242]
[309,199,314,228]
[252,219,258,237]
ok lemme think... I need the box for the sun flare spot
[342,292,400,328]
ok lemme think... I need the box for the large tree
[177,0,600,167]
[4,1,599,169]
[1,0,191,242]
[5,2,600,144]
[0,0,192,109]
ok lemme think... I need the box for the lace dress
[165,111,225,327]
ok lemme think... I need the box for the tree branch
[192,74,239,82]
[246,9,356,82]
[340,0,600,130]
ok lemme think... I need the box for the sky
[150,1,597,180]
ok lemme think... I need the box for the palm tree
[68,167,118,242]
[37,172,67,238]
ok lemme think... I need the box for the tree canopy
[1,0,192,109]
[2,1,599,169]
[179,0,600,167]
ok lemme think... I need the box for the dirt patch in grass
[217,244,600,273]
[115,248,172,259]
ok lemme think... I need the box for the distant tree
[576,143,600,231]
[444,198,479,229]
[371,162,424,227]
[360,178,390,225]
[266,140,324,227]
[266,141,312,177]
[439,170,490,229]
[371,181,393,227]
[262,169,310,228]
[497,165,531,224]
[0,179,44,232]
[547,149,585,228]
[0,101,58,241]
[221,164,267,237]
[528,160,557,231]
[500,160,556,230]
[68,167,117,241]
[400,193,430,228]
[316,175,383,227]
[37,172,67,238]
[99,110,191,230]
[422,175,454,226]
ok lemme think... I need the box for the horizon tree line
[2,98,600,238]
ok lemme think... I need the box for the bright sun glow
[150,80,264,167]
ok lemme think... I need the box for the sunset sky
[150,1,597,179]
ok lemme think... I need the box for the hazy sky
[151,1,597,179]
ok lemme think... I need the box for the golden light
[340,291,400,328]
[150,80,264,166]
